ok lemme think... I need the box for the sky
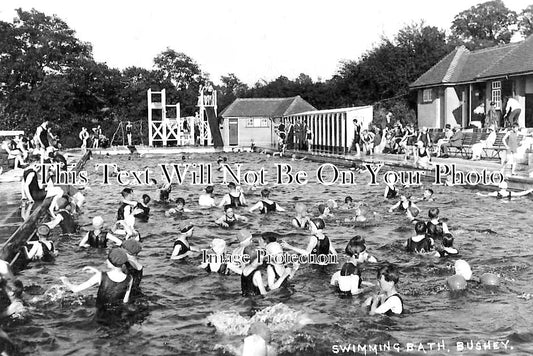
[1,0,532,85]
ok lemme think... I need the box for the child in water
[165,197,193,216]
[405,221,433,253]
[291,202,310,229]
[434,233,458,257]
[364,263,404,315]
[170,225,198,260]
[282,218,337,265]
[198,186,216,207]
[331,238,365,295]
[215,205,248,228]
[23,224,57,262]
[79,216,123,248]
[249,188,285,214]
[60,248,133,309]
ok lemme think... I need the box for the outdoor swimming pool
[7,152,533,355]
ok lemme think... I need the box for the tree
[153,49,203,91]
[518,5,533,37]
[450,0,517,49]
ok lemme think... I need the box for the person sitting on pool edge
[215,205,248,228]
[405,221,433,253]
[281,218,337,265]
[60,248,133,310]
[165,197,194,217]
[170,225,199,260]
[22,224,57,262]
[249,188,285,214]
[363,263,403,316]
[476,180,533,199]
[218,182,246,208]
[198,185,216,207]
[79,216,123,249]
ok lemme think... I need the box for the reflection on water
[4,153,533,355]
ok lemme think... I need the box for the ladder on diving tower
[147,89,182,147]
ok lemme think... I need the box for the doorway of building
[229,118,238,146]
[526,94,533,128]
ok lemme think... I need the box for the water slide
[205,107,224,148]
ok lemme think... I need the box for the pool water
[7,152,533,355]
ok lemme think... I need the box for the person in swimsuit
[121,239,143,297]
[414,141,432,170]
[383,182,398,199]
[46,196,79,234]
[405,221,433,253]
[331,238,365,295]
[218,182,247,208]
[501,123,520,175]
[434,233,458,257]
[364,264,404,315]
[249,188,285,214]
[231,230,253,270]
[126,121,133,146]
[424,208,449,241]
[291,203,310,229]
[389,195,420,219]
[117,188,142,229]
[476,180,533,199]
[165,197,193,217]
[265,242,296,291]
[170,225,198,260]
[200,239,242,275]
[22,225,57,263]
[134,194,151,222]
[60,248,133,309]
[281,218,337,265]
[215,206,248,228]
[158,182,172,203]
[198,186,216,207]
[240,246,268,297]
[79,127,89,153]
[79,216,123,248]
[317,203,334,220]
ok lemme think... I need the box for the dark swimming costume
[241,268,262,297]
[418,148,428,158]
[395,200,411,212]
[53,154,67,170]
[293,217,309,229]
[87,230,108,248]
[39,241,55,262]
[406,236,432,253]
[38,126,49,147]
[96,271,132,308]
[125,262,143,296]
[134,203,150,221]
[117,202,128,221]
[267,264,289,289]
[206,262,228,274]
[260,201,277,214]
[311,235,330,259]
[426,221,444,240]
[337,261,362,295]
[126,125,132,134]
[222,215,236,227]
[436,247,458,257]
[24,169,46,201]
[227,193,243,208]
[383,294,404,316]
[159,188,171,202]
[497,191,512,200]
[173,240,190,256]
[57,210,77,234]
[386,187,398,199]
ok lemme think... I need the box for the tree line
[1,2,532,146]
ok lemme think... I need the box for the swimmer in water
[158,182,172,202]
[282,218,337,265]
[231,230,253,269]
[60,248,133,309]
[218,182,247,208]
[249,188,285,214]
[170,225,198,260]
[79,216,123,248]
[413,188,435,203]
[121,239,143,297]
[198,185,216,207]
[45,196,79,234]
[317,204,333,220]
[240,321,277,356]
[434,233,458,257]
[165,197,193,216]
[364,263,404,315]
[241,246,269,296]
[117,188,143,228]
[389,195,419,215]
[384,181,398,199]
[331,239,365,295]
[348,235,377,263]
[405,221,433,253]
[425,208,450,241]
[343,196,357,210]
[476,181,533,199]
[265,242,296,291]
[134,194,151,222]
[22,224,57,262]
[292,202,310,229]
[215,205,248,228]
[199,239,241,274]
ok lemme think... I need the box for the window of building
[491,81,502,109]
[245,118,269,127]
[245,118,254,127]
[422,89,432,103]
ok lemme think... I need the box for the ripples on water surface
[7,153,533,355]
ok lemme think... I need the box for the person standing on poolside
[503,96,521,128]
[485,101,500,129]
[126,121,133,146]
[79,127,89,153]
[501,123,520,176]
